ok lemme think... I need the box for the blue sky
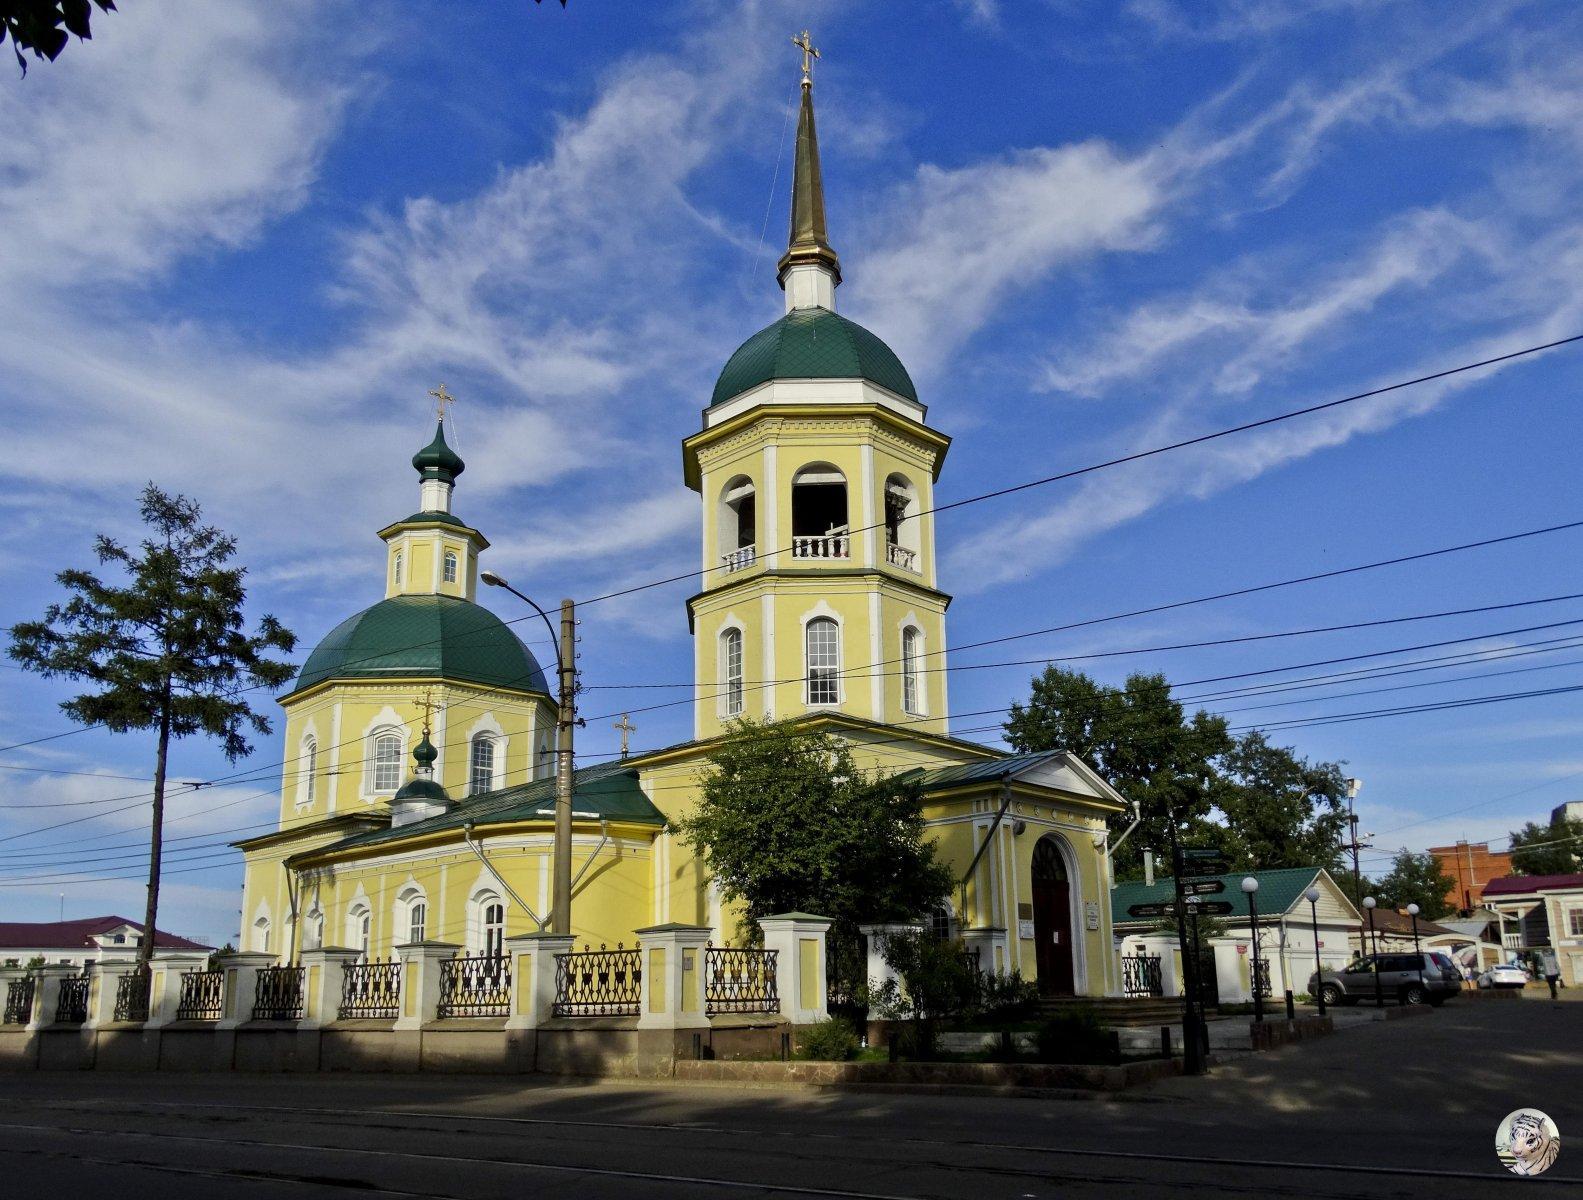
[5,0,1583,945]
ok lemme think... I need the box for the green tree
[1508,815,1583,876]
[1209,731,1349,871]
[1005,668,1232,875]
[1372,848,1454,920]
[9,484,295,967]
[676,717,953,943]
[3,0,115,76]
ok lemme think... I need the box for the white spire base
[783,262,837,312]
[420,478,453,514]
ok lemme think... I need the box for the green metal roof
[387,510,473,530]
[318,762,666,854]
[413,420,464,482]
[290,594,548,697]
[710,306,918,407]
[1111,866,1324,926]
[903,751,1067,794]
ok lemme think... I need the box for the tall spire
[778,31,841,310]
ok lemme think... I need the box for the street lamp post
[1363,896,1383,1008]
[1408,902,1424,995]
[481,572,577,936]
[1242,876,1263,1022]
[1305,886,1325,1017]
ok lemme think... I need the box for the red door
[1032,838,1075,996]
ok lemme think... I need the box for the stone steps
[1037,996,1185,1027]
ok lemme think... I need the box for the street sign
[1126,902,1175,918]
[1186,900,1234,916]
[1182,880,1225,896]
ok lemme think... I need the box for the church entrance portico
[1031,835,1077,996]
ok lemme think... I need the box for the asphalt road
[0,997,1576,1198]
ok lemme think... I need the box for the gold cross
[613,713,636,759]
[417,688,438,735]
[428,383,456,422]
[791,29,819,84]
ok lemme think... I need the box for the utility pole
[1341,778,1370,957]
[552,599,576,936]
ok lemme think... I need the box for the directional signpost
[1128,898,1234,919]
[1182,880,1226,896]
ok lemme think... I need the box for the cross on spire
[613,713,636,759]
[428,383,456,423]
[791,29,819,86]
[417,688,438,736]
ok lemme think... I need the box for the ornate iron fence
[437,954,511,1019]
[3,976,35,1025]
[56,969,90,1024]
[252,965,305,1021]
[826,931,867,1025]
[704,945,778,1015]
[554,944,641,1017]
[963,946,983,977]
[176,970,225,1021]
[113,965,152,1023]
[340,959,402,1020]
[1121,954,1165,998]
[1251,957,1272,998]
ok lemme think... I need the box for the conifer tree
[9,485,295,967]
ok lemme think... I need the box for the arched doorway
[1031,837,1076,996]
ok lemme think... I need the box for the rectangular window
[723,630,744,717]
[470,737,496,796]
[1570,908,1583,937]
[443,552,458,583]
[372,734,403,792]
[409,902,426,945]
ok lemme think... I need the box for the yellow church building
[237,65,1129,1003]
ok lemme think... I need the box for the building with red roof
[0,916,211,969]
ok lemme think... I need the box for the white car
[1478,963,1530,989]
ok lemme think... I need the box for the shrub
[1034,1005,1116,1065]
[797,1017,860,1061]
[974,969,1039,1023]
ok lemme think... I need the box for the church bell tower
[683,34,953,740]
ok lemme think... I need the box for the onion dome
[412,420,465,484]
[711,307,917,406]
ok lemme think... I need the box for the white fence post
[393,941,460,1030]
[214,951,278,1029]
[635,924,711,1030]
[147,953,211,1027]
[761,913,833,1025]
[299,947,362,1028]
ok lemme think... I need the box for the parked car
[1477,963,1530,989]
[1307,952,1462,1006]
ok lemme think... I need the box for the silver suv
[1308,952,1462,1007]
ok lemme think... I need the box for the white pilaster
[636,924,712,1030]
[761,913,833,1026]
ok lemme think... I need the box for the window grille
[722,629,744,716]
[470,736,496,796]
[371,732,403,792]
[902,626,922,715]
[805,618,839,705]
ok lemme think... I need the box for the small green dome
[393,776,449,804]
[413,421,465,482]
[710,307,917,407]
[291,595,548,697]
[412,733,438,769]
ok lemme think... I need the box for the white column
[762,444,779,568]
[763,914,833,1025]
[636,924,712,1030]
[214,951,279,1029]
[299,947,362,1029]
[859,443,876,568]
[394,941,460,1030]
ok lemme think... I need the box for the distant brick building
[1429,841,1514,914]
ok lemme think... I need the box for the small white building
[0,916,211,970]
[1112,867,1361,1004]
[1483,873,1583,986]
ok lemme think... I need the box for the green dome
[291,595,548,697]
[710,307,917,407]
[393,776,449,804]
[413,421,465,482]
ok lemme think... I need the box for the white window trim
[361,710,408,798]
[443,549,459,584]
[900,622,926,716]
[465,714,508,795]
[801,609,843,708]
[296,731,318,807]
[718,619,746,719]
[395,884,428,947]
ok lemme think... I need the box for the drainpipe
[569,820,611,894]
[1106,802,1143,891]
[959,783,1013,926]
[463,822,546,931]
[285,864,301,964]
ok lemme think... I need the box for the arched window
[393,550,403,585]
[469,734,497,796]
[370,728,404,793]
[805,617,840,705]
[927,903,954,942]
[347,903,371,959]
[304,907,324,951]
[719,477,757,572]
[791,464,849,559]
[884,474,920,571]
[252,916,271,954]
[721,628,744,716]
[443,550,458,583]
[299,735,317,804]
[901,626,923,715]
[408,900,427,945]
[537,736,553,780]
[481,899,505,958]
